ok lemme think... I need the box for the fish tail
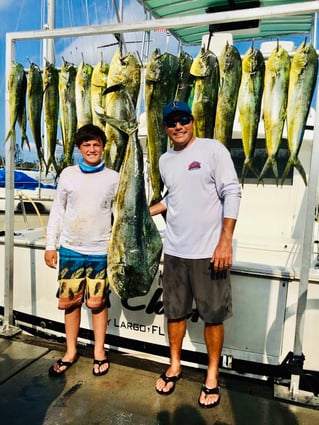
[241,158,259,186]
[46,155,60,176]
[5,127,15,144]
[258,157,279,185]
[281,156,307,186]
[21,133,30,151]
[294,157,307,186]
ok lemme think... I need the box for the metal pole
[0,35,20,336]
[289,59,319,399]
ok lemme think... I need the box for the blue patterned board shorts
[57,246,109,311]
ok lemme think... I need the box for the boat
[0,168,56,213]
[1,0,319,409]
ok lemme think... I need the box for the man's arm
[150,202,167,216]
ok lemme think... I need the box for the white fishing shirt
[159,137,241,259]
[46,164,119,255]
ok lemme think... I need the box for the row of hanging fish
[6,40,318,185]
[239,40,318,186]
[144,40,318,190]
[5,49,141,176]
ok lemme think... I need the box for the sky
[0,0,316,165]
[0,0,185,164]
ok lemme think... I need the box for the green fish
[259,43,290,184]
[190,47,219,139]
[104,83,136,172]
[43,60,60,175]
[91,55,109,131]
[214,42,242,148]
[238,45,265,185]
[175,50,194,103]
[75,57,93,129]
[107,48,141,108]
[27,61,44,168]
[282,40,318,186]
[59,59,77,169]
[105,116,163,299]
[104,49,141,171]
[6,62,30,150]
[145,49,179,205]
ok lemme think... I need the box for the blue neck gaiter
[79,157,105,173]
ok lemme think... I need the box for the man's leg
[51,306,81,373]
[155,318,186,393]
[198,323,224,406]
[92,306,109,374]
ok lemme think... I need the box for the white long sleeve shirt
[159,137,241,259]
[46,164,119,255]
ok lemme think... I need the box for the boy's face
[78,138,104,166]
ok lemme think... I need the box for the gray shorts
[162,254,233,324]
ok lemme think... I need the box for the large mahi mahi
[281,40,318,185]
[106,116,163,299]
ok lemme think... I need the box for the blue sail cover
[0,169,56,190]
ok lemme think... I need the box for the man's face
[78,138,104,166]
[164,113,194,151]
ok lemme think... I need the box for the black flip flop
[92,357,109,376]
[156,372,182,395]
[48,357,77,377]
[198,384,221,408]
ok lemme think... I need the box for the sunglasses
[165,115,192,128]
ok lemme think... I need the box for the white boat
[0,168,56,213]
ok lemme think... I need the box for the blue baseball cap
[163,101,192,120]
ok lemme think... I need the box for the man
[45,124,119,377]
[150,101,241,408]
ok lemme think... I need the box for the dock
[1,333,318,425]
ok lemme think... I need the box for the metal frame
[2,0,319,402]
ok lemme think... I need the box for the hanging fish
[175,50,194,103]
[214,42,242,147]
[145,48,179,205]
[103,49,141,171]
[43,60,60,175]
[281,40,318,185]
[107,48,141,107]
[259,43,290,184]
[5,62,30,150]
[91,54,109,130]
[59,58,77,169]
[190,47,219,139]
[237,45,265,185]
[75,56,93,129]
[103,83,136,171]
[104,116,163,299]
[27,61,44,168]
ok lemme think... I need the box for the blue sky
[0,0,181,163]
[0,0,316,164]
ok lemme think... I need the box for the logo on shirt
[188,161,201,171]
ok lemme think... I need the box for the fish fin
[5,128,15,143]
[103,83,124,96]
[46,156,60,177]
[281,156,307,186]
[258,157,279,185]
[294,157,307,186]
[21,133,30,151]
[241,158,259,186]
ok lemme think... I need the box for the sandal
[48,357,77,377]
[156,372,182,395]
[92,356,109,376]
[198,384,221,408]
